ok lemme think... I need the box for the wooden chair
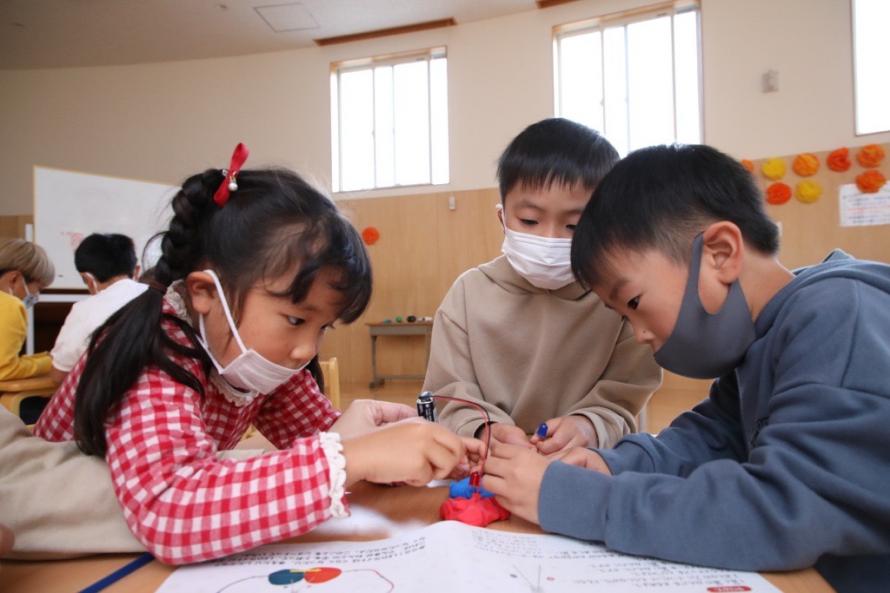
[240,357,342,441]
[319,357,341,410]
[0,375,57,425]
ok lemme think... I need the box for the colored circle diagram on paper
[268,567,342,585]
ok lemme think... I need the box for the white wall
[1,0,887,215]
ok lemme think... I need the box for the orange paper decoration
[856,169,887,193]
[792,153,820,177]
[827,147,851,172]
[856,144,886,168]
[795,180,822,204]
[740,159,755,173]
[766,182,792,205]
[361,226,380,245]
[761,158,786,180]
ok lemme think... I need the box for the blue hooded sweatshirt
[539,252,890,593]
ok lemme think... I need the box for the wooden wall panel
[752,144,890,268]
[322,188,503,385]
[0,215,33,240]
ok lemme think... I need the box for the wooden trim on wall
[314,18,456,46]
[537,0,579,8]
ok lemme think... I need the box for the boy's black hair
[74,233,138,282]
[496,118,619,200]
[74,168,372,456]
[571,144,780,288]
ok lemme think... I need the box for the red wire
[429,394,491,474]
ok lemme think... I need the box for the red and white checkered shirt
[34,301,343,565]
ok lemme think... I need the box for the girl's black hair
[570,144,780,289]
[74,168,372,456]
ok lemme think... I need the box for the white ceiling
[0,0,541,69]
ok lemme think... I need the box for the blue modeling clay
[449,476,494,499]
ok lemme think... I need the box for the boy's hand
[330,399,418,440]
[482,422,534,449]
[342,423,485,487]
[551,447,612,475]
[481,440,552,525]
[531,415,597,455]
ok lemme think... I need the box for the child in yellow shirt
[0,239,55,381]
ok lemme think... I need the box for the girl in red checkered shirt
[35,153,482,565]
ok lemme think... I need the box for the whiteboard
[34,166,178,289]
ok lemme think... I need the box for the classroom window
[331,48,449,192]
[553,2,701,156]
[852,0,890,135]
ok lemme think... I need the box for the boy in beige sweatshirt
[424,119,661,453]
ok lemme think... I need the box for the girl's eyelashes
[627,296,641,311]
[285,315,305,327]
[566,224,577,231]
[519,218,538,226]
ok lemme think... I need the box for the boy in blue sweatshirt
[482,144,890,593]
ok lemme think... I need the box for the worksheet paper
[156,520,781,593]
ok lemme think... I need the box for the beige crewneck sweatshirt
[423,256,662,447]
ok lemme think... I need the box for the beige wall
[3,0,888,216]
[701,0,890,158]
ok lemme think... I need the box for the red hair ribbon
[213,142,250,207]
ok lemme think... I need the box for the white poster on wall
[839,181,890,227]
[33,166,177,290]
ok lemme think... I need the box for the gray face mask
[654,235,755,379]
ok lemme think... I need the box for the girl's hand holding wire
[329,400,419,440]
[342,422,485,487]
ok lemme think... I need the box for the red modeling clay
[440,493,510,527]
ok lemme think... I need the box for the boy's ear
[495,203,505,230]
[185,271,219,315]
[700,222,744,285]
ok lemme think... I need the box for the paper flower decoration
[796,180,822,203]
[856,144,885,168]
[856,169,887,193]
[766,182,792,205]
[827,147,851,172]
[792,153,820,177]
[361,226,380,246]
[761,158,786,180]
[740,159,755,173]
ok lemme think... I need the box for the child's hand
[342,423,485,487]
[551,447,612,475]
[329,399,418,440]
[531,415,597,455]
[481,440,552,525]
[482,422,534,449]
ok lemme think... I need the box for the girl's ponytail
[74,170,220,456]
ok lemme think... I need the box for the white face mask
[21,280,39,309]
[197,269,307,395]
[498,205,576,290]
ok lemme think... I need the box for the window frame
[851,0,890,136]
[330,46,449,193]
[552,0,703,154]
